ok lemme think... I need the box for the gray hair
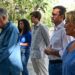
[0,8,8,17]
[66,10,75,24]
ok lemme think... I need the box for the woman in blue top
[62,11,75,75]
[18,19,31,75]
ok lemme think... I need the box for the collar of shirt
[2,21,10,30]
[54,21,65,31]
[33,22,41,29]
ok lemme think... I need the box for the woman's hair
[66,11,75,24]
[18,19,31,34]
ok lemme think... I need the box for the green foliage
[0,0,54,27]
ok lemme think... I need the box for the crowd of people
[0,5,75,75]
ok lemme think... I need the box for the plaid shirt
[30,22,50,58]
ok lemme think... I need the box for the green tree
[0,0,59,27]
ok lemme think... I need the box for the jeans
[21,48,30,75]
[49,60,62,75]
[0,58,20,75]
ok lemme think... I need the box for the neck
[20,30,23,35]
[2,21,9,29]
[34,21,39,25]
[55,21,62,26]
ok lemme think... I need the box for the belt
[49,60,62,64]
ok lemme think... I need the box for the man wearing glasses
[44,6,71,75]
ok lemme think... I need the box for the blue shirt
[62,40,75,75]
[20,31,31,49]
[0,21,19,62]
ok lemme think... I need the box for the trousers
[21,48,30,75]
[31,57,49,75]
[49,60,62,75]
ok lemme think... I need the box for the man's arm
[44,29,69,57]
[44,47,60,57]
[41,25,50,47]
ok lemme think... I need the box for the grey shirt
[30,22,50,58]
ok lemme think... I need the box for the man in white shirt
[44,6,71,75]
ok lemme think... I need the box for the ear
[2,16,7,20]
[61,15,65,19]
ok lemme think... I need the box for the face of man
[31,16,36,23]
[51,8,63,25]
[31,16,39,25]
[0,16,7,28]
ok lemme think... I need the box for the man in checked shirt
[30,11,50,75]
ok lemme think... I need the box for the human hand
[44,47,52,55]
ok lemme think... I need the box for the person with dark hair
[30,11,41,21]
[0,7,23,75]
[44,6,71,75]
[53,6,66,20]
[30,11,50,75]
[18,19,31,75]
